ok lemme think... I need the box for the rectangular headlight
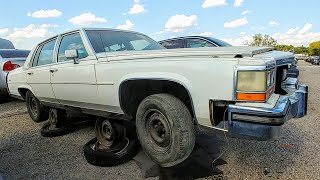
[236,70,275,102]
[237,71,267,92]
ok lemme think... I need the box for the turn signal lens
[237,86,275,102]
[237,93,267,102]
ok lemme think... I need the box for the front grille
[274,65,288,95]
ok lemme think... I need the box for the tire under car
[83,119,139,167]
[40,122,75,137]
[83,137,139,167]
[40,108,75,137]
[24,90,196,167]
[25,91,49,123]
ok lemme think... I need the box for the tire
[136,93,196,167]
[40,122,75,137]
[0,96,6,104]
[83,127,139,167]
[25,91,49,123]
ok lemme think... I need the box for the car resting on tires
[7,28,308,167]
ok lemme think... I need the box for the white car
[7,28,308,167]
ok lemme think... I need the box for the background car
[0,38,30,102]
[159,36,231,49]
[160,36,300,78]
[0,38,15,49]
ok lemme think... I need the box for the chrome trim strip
[40,97,124,115]
[97,82,115,85]
[28,82,114,85]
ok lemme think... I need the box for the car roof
[38,27,147,45]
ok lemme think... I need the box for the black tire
[25,91,49,123]
[136,93,196,167]
[40,122,75,137]
[40,109,75,137]
[0,96,6,104]
[83,128,139,167]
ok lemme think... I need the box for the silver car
[0,49,30,101]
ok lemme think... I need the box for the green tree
[248,34,278,47]
[294,46,309,55]
[309,41,320,56]
[275,45,294,52]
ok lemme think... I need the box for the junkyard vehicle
[311,56,320,65]
[0,38,15,49]
[159,36,231,49]
[0,49,30,102]
[7,28,308,167]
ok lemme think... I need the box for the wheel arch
[17,85,35,100]
[118,76,197,124]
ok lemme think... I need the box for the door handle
[50,69,58,73]
[27,72,33,75]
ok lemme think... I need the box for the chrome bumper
[227,78,308,140]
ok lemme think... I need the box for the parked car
[0,49,30,102]
[160,36,300,78]
[159,36,231,49]
[0,38,15,49]
[7,28,308,167]
[311,56,320,65]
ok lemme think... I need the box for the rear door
[26,37,58,103]
[50,31,98,109]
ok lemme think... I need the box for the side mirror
[65,50,79,64]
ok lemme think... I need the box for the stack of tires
[83,119,139,167]
[25,91,197,168]
[26,91,140,167]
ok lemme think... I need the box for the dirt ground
[0,60,319,180]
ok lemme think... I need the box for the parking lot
[0,60,319,180]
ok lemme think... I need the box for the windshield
[208,38,232,47]
[86,30,165,53]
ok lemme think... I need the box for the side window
[186,39,215,48]
[108,43,126,52]
[58,33,88,62]
[130,40,151,50]
[32,38,57,67]
[160,40,184,49]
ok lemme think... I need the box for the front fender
[118,72,193,93]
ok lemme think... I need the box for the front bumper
[227,78,308,140]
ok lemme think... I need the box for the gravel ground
[0,60,319,180]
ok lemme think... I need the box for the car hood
[101,46,294,66]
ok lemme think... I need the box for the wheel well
[18,88,29,100]
[119,79,196,121]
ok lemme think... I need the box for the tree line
[247,34,319,56]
